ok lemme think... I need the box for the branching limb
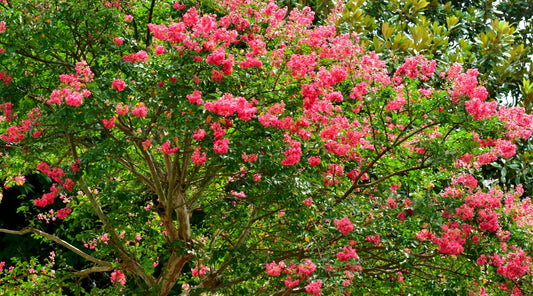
[72,265,115,277]
[0,227,112,268]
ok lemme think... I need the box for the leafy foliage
[0,1,533,295]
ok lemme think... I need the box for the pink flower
[477,254,487,266]
[211,69,223,82]
[0,71,12,86]
[193,129,206,140]
[242,152,258,163]
[112,79,126,91]
[124,15,134,22]
[253,173,261,182]
[103,117,116,129]
[142,139,152,149]
[203,93,256,120]
[63,178,75,191]
[495,247,531,280]
[116,103,129,115]
[336,246,358,262]
[366,234,381,246]
[174,2,185,10]
[308,156,321,167]
[113,37,123,45]
[284,276,299,288]
[186,90,203,105]
[191,263,209,278]
[397,211,406,221]
[191,147,207,165]
[65,91,84,107]
[494,139,516,158]
[206,48,226,65]
[159,140,179,155]
[298,259,316,276]
[131,103,147,118]
[155,45,165,55]
[71,160,80,172]
[213,138,229,154]
[334,215,353,235]
[266,261,283,276]
[455,204,474,220]
[122,50,149,63]
[281,136,302,166]
[0,21,5,34]
[14,176,25,186]
[305,280,323,296]
[303,197,313,207]
[57,207,72,219]
[111,269,127,285]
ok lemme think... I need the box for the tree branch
[72,265,115,277]
[0,227,112,268]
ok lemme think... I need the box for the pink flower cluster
[159,140,179,155]
[186,90,204,105]
[286,52,317,79]
[365,234,381,246]
[122,50,149,63]
[112,78,126,91]
[241,152,258,163]
[308,156,321,167]
[0,102,13,123]
[493,247,531,280]
[334,215,353,235]
[498,106,533,140]
[305,280,323,296]
[432,222,470,255]
[452,173,478,190]
[113,37,123,45]
[336,245,358,262]
[191,263,210,278]
[37,162,65,183]
[1,108,42,143]
[131,103,147,118]
[116,102,129,115]
[111,269,126,285]
[281,134,302,166]
[48,61,93,107]
[193,129,206,140]
[266,261,284,276]
[33,184,60,207]
[56,207,72,219]
[323,163,344,186]
[266,258,318,287]
[0,71,12,86]
[102,117,116,129]
[204,93,257,121]
[213,138,229,154]
[191,147,207,166]
[393,55,436,84]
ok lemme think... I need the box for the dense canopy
[1,1,533,295]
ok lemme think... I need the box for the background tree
[1,0,533,295]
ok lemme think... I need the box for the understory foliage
[1,0,533,295]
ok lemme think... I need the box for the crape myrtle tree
[1,0,533,295]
